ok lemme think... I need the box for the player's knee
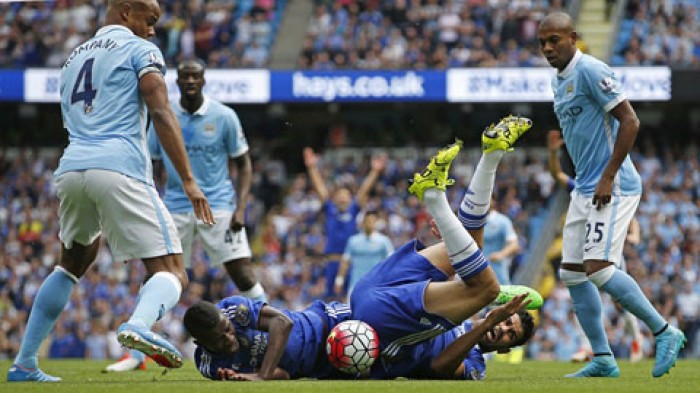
[478,270,500,304]
[560,268,588,287]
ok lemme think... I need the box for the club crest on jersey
[204,123,216,135]
[238,335,250,348]
[599,77,615,93]
[234,304,251,326]
[565,83,574,95]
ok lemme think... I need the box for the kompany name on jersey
[64,39,119,68]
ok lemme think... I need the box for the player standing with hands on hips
[7,0,214,382]
[539,11,685,378]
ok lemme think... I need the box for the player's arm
[490,237,519,262]
[356,153,387,208]
[626,217,641,246]
[303,147,330,202]
[546,129,571,188]
[140,73,214,225]
[336,246,352,295]
[229,152,252,231]
[254,304,294,380]
[594,100,640,210]
[429,294,529,378]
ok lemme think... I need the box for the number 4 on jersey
[71,58,97,114]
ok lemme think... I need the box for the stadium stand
[0,136,698,361]
[0,0,287,68]
[611,0,699,66]
[299,0,565,70]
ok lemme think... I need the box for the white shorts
[562,191,640,266]
[56,170,182,262]
[172,210,252,268]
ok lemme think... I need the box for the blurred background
[0,0,698,365]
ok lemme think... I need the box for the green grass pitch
[1,360,698,393]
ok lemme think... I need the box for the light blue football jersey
[482,211,517,259]
[343,231,394,290]
[56,25,166,184]
[148,97,248,213]
[551,50,642,196]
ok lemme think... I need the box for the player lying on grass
[351,115,537,362]
[372,294,535,380]
[184,294,535,381]
[184,296,352,380]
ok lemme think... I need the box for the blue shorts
[350,240,455,359]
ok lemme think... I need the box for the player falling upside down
[351,115,538,363]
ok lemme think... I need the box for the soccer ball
[326,320,379,375]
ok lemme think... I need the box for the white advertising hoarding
[447,67,671,102]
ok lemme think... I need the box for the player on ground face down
[351,115,538,363]
[7,0,214,383]
[539,11,685,378]
[106,59,268,371]
[184,296,352,380]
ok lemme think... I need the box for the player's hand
[183,179,215,225]
[216,368,244,381]
[231,207,245,232]
[592,177,613,210]
[488,251,503,262]
[429,219,442,240]
[485,294,530,326]
[371,153,388,172]
[547,130,564,151]
[303,147,318,167]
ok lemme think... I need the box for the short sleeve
[131,40,166,79]
[383,236,395,256]
[147,124,161,159]
[226,108,249,158]
[581,62,625,112]
[504,217,517,242]
[342,237,355,260]
[462,348,486,380]
[217,296,264,329]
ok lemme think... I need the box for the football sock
[241,282,267,302]
[600,269,667,334]
[15,267,78,369]
[127,272,182,329]
[424,189,487,281]
[458,151,504,229]
[568,280,613,357]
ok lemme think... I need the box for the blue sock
[601,269,667,334]
[15,268,77,369]
[568,280,613,357]
[127,272,182,328]
[129,349,145,363]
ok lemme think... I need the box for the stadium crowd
[612,0,700,66]
[0,0,286,69]
[300,0,562,70]
[0,134,698,363]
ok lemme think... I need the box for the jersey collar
[558,49,582,78]
[95,25,133,37]
[175,96,210,116]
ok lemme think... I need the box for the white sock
[241,282,267,302]
[458,151,505,228]
[424,189,485,281]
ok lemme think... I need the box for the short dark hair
[512,309,536,347]
[183,301,221,339]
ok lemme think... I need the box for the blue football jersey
[551,50,642,196]
[148,97,248,213]
[323,200,361,254]
[193,296,352,379]
[56,25,166,184]
[370,321,485,380]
